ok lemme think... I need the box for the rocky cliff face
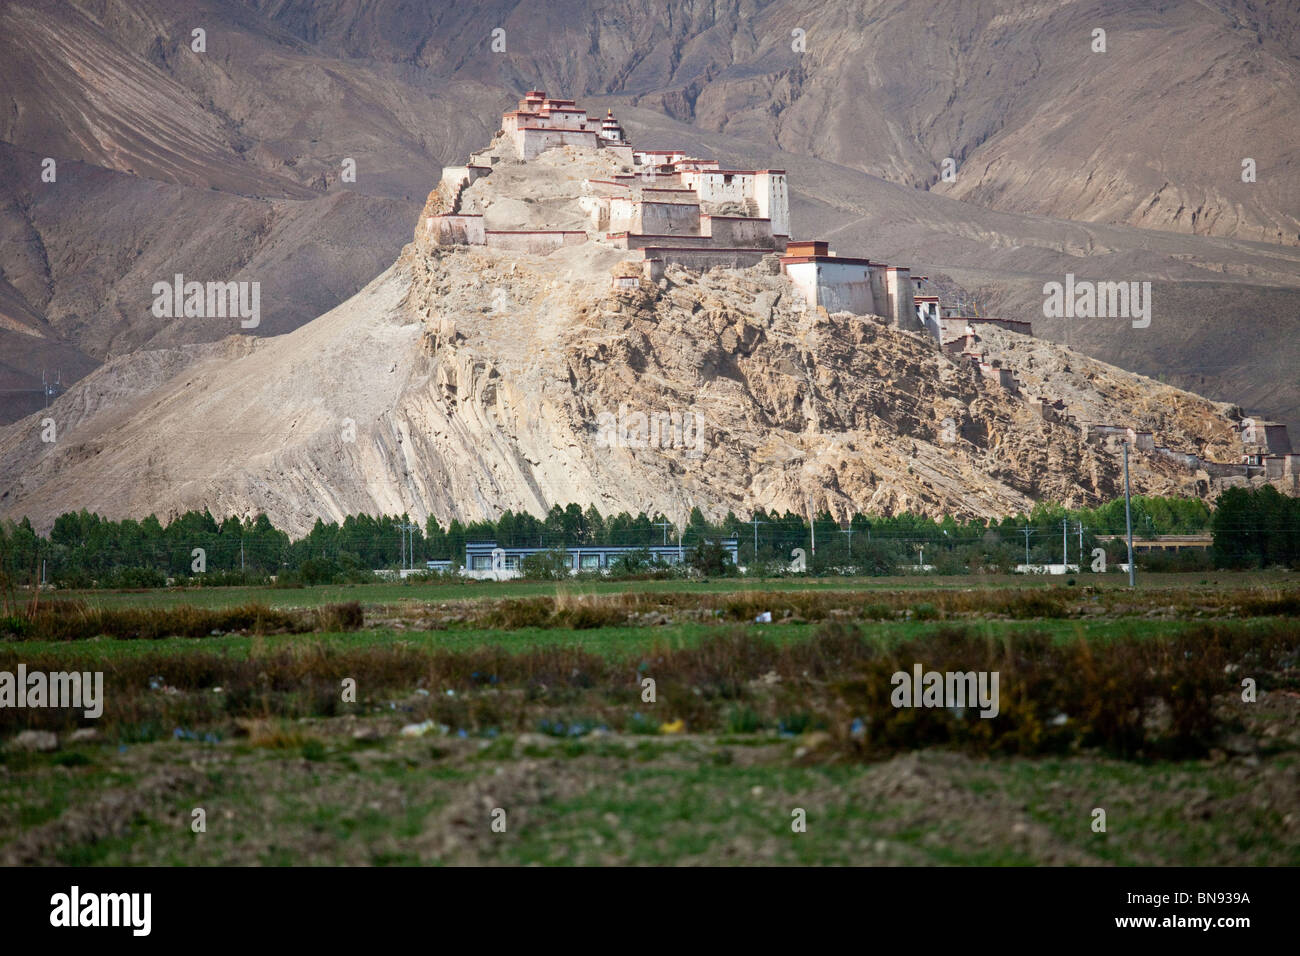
[4,0,1299,434]
[0,139,1273,535]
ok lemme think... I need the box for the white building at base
[778,241,921,331]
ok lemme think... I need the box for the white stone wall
[426,215,485,245]
[702,216,778,248]
[580,195,611,231]
[538,109,588,130]
[518,128,598,159]
[639,201,701,236]
[917,301,942,341]
[641,247,770,270]
[484,231,586,254]
[885,268,921,331]
[785,261,877,315]
[608,198,638,234]
[680,170,755,207]
[755,172,789,237]
[607,199,700,236]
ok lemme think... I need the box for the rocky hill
[0,134,1272,535]
[1,0,1297,436]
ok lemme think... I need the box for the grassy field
[37,569,1296,610]
[2,572,1297,865]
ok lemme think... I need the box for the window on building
[470,555,492,570]
[580,553,602,570]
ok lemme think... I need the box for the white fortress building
[422,90,1002,339]
[501,90,635,163]
[779,240,921,332]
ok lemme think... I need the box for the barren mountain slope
[0,144,1259,535]
[248,0,1300,245]
[3,0,1297,433]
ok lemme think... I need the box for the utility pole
[808,497,816,558]
[240,537,245,572]
[1062,517,1069,569]
[840,526,854,556]
[654,519,672,546]
[1123,442,1136,587]
[401,521,417,570]
[1077,521,1085,561]
[749,517,767,562]
[1020,526,1035,567]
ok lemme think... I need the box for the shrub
[520,549,570,580]
[607,549,653,576]
[688,540,737,577]
[314,602,363,632]
[297,558,342,586]
[912,602,940,621]
[102,566,167,589]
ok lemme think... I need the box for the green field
[38,569,1294,609]
[2,572,1297,865]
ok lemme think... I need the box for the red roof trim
[517,126,598,133]
[608,233,715,239]
[780,255,876,267]
[638,246,772,253]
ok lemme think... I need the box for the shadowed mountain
[0,0,1296,437]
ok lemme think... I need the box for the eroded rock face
[0,236,1274,536]
[0,141,1286,536]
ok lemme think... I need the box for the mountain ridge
[0,125,1281,534]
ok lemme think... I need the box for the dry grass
[2,618,1292,761]
[4,600,362,642]
[470,584,1297,630]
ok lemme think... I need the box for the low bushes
[2,618,1291,761]
[3,601,362,642]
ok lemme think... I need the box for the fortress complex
[426,92,1025,341]
[419,92,1295,493]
